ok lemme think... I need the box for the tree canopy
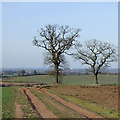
[72,39,117,84]
[33,24,81,84]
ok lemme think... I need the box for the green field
[3,74,118,85]
[2,87,15,118]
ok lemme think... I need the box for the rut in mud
[32,87,86,118]
[23,89,43,118]
[23,88,57,118]
[40,89,104,119]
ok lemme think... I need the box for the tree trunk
[54,64,59,84]
[94,74,99,84]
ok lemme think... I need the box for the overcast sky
[2,2,118,69]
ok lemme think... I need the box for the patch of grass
[13,87,38,118]
[62,74,118,85]
[30,88,83,118]
[2,87,15,118]
[50,90,118,118]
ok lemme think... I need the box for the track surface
[20,87,104,119]
[40,89,104,118]
[15,101,24,118]
[23,88,57,118]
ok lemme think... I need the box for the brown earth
[46,85,118,111]
[15,103,24,118]
[32,88,65,112]
[31,88,87,118]
[40,88,103,118]
[22,88,57,118]
[14,94,24,118]
[0,82,29,86]
[2,82,118,118]
[0,82,35,86]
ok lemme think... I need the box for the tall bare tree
[33,24,80,84]
[72,39,117,84]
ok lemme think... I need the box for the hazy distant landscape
[1,67,118,77]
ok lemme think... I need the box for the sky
[2,2,118,69]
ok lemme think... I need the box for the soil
[40,88,104,118]
[22,88,57,118]
[46,85,118,111]
[0,82,36,86]
[14,97,24,118]
[23,89,42,118]
[32,88,65,112]
[15,104,24,118]
[3,82,118,118]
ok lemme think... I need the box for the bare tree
[33,24,80,84]
[72,39,117,84]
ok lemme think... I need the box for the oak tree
[33,24,80,84]
[73,39,117,84]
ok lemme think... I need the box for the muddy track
[32,88,85,118]
[23,88,57,118]
[23,89,43,118]
[13,89,24,118]
[14,97,24,118]
[15,101,24,118]
[40,89,104,119]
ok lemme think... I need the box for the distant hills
[2,67,118,74]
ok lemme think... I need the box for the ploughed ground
[22,87,104,118]
[3,83,118,118]
[22,85,118,118]
[46,85,118,111]
[40,88,104,118]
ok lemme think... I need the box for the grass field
[2,87,15,118]
[2,74,118,85]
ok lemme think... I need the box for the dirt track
[15,86,117,119]
[15,100,24,118]
[40,89,104,118]
[23,88,57,118]
[0,82,35,86]
[22,87,104,118]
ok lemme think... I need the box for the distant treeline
[0,69,118,79]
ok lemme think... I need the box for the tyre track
[32,88,84,118]
[40,89,104,119]
[13,89,24,118]
[14,97,24,118]
[23,88,57,118]
[23,89,43,118]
